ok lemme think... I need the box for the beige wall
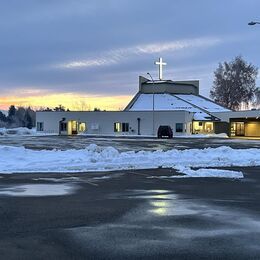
[245,122,260,137]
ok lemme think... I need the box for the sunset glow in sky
[0,94,132,111]
[0,0,259,111]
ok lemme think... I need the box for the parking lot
[0,136,260,259]
[1,135,260,151]
[0,166,260,259]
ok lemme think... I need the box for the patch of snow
[170,167,243,178]
[92,176,111,180]
[176,133,228,138]
[148,168,243,179]
[193,112,212,120]
[0,144,259,178]
[0,184,76,197]
[0,127,57,137]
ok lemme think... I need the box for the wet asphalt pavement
[0,136,260,259]
[0,135,260,151]
[0,167,260,259]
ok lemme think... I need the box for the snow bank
[0,127,36,136]
[176,133,228,138]
[0,127,57,136]
[0,144,258,177]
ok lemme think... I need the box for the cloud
[56,36,222,69]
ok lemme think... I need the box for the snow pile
[148,168,243,179]
[176,133,228,138]
[175,167,243,178]
[0,127,57,136]
[0,127,36,136]
[0,144,258,177]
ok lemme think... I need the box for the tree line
[0,106,35,129]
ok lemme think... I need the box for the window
[37,122,44,131]
[122,123,129,132]
[114,122,129,132]
[78,122,86,132]
[114,122,121,132]
[60,122,67,132]
[176,123,183,133]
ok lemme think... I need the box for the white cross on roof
[154,57,167,80]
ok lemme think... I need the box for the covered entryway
[63,121,87,135]
[230,122,245,136]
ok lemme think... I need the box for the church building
[36,58,260,138]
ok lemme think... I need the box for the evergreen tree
[8,105,16,117]
[7,105,17,125]
[0,111,7,122]
[25,109,33,129]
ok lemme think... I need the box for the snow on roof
[129,93,202,112]
[129,93,216,120]
[175,94,230,112]
[193,112,212,121]
[146,80,168,84]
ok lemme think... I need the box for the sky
[0,0,260,111]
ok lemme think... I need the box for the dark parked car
[157,125,173,139]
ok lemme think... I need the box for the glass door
[235,122,245,136]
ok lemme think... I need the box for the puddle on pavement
[0,183,77,197]
[125,189,177,200]
[92,176,111,180]
[33,177,81,182]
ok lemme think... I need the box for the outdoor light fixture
[248,21,260,26]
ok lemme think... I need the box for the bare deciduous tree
[210,56,258,110]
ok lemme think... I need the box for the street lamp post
[147,72,155,137]
[248,21,260,26]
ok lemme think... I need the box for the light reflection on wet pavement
[66,188,260,258]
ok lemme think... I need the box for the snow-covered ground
[0,144,259,178]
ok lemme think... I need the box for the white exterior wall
[213,110,260,122]
[36,110,194,136]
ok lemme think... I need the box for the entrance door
[235,122,245,136]
[67,120,78,135]
[71,121,78,135]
